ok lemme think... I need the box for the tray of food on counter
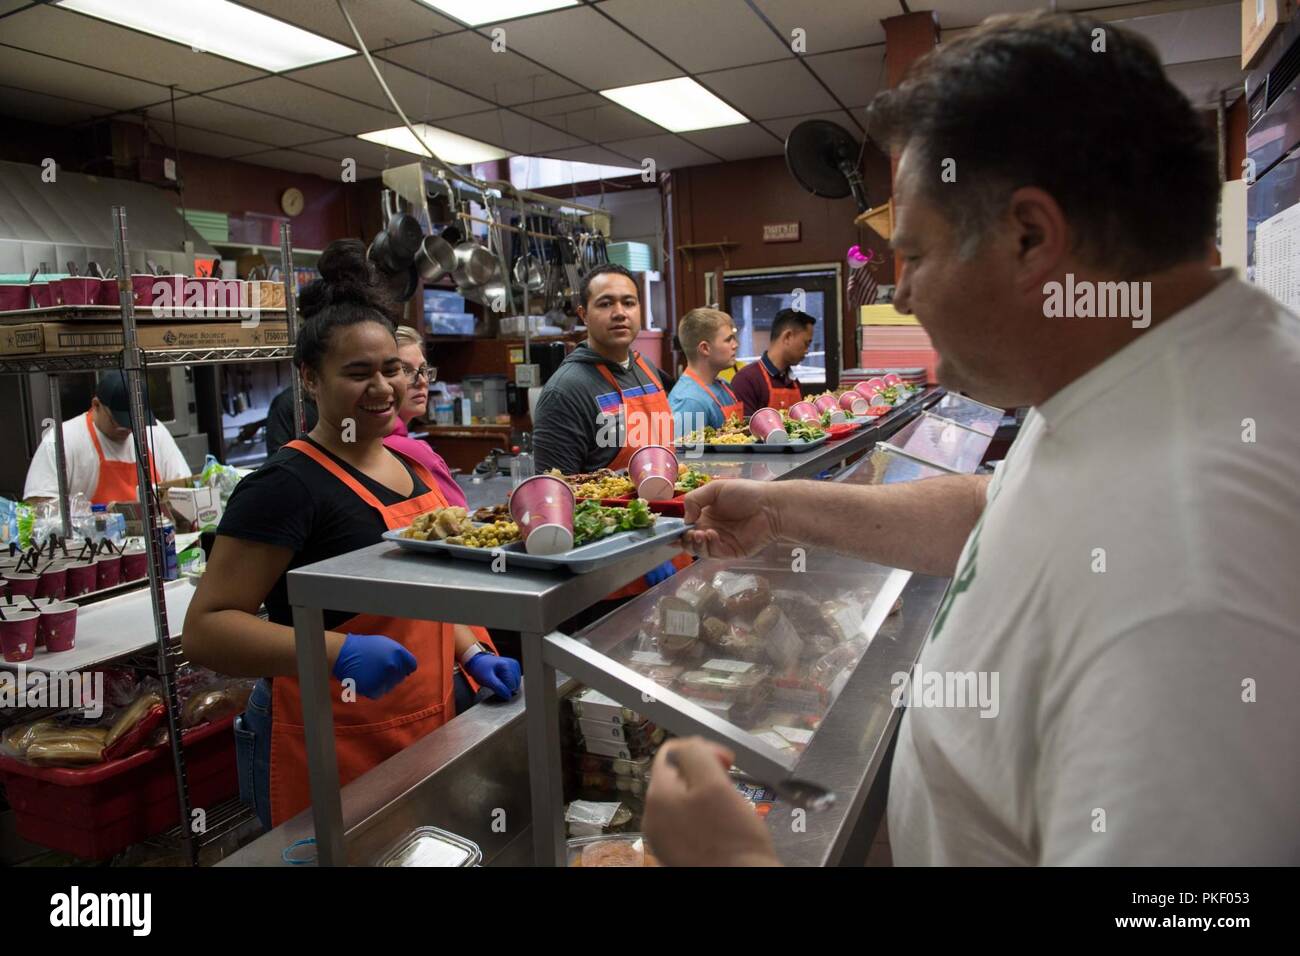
[542,463,712,516]
[567,833,660,867]
[676,410,828,453]
[384,477,687,573]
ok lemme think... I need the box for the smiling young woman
[182,239,520,831]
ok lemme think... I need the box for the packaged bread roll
[105,692,163,748]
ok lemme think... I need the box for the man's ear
[1006,186,1069,294]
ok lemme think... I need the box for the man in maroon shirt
[730,308,815,415]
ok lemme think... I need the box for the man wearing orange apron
[263,440,508,827]
[22,370,190,507]
[532,263,690,598]
[730,308,817,416]
[669,307,743,435]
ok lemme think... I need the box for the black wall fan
[784,119,871,213]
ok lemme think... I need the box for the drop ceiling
[0,0,1246,181]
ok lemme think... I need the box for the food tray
[382,517,687,574]
[674,435,829,454]
[599,494,686,517]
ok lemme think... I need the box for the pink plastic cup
[853,381,882,400]
[121,548,148,581]
[883,373,902,387]
[30,282,55,308]
[509,474,575,555]
[64,560,98,597]
[839,392,869,416]
[0,611,39,663]
[37,602,78,653]
[4,572,39,599]
[35,565,67,601]
[97,277,120,305]
[56,277,101,306]
[813,394,846,424]
[787,401,820,423]
[129,274,159,306]
[628,445,678,502]
[95,554,122,589]
[0,285,31,311]
[866,377,887,392]
[749,407,788,444]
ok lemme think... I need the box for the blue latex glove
[465,652,522,700]
[332,633,417,699]
[644,560,677,587]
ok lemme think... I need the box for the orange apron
[595,355,692,599]
[86,410,158,506]
[757,359,802,411]
[269,439,494,827]
[683,367,744,425]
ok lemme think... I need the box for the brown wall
[666,152,893,375]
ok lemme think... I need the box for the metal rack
[0,209,303,866]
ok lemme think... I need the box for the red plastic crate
[0,716,237,860]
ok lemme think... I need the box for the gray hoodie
[532,344,673,474]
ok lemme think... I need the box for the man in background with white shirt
[25,369,191,506]
[645,11,1300,866]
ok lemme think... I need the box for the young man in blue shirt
[669,307,742,436]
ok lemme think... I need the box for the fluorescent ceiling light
[418,0,578,27]
[57,0,351,72]
[359,124,509,166]
[600,77,748,132]
[509,155,642,189]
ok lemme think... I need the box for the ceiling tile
[0,44,172,111]
[380,31,584,104]
[0,2,38,14]
[0,83,107,124]
[1123,4,1241,66]
[139,121,275,158]
[598,0,791,72]
[206,77,396,135]
[683,123,783,161]
[804,45,885,109]
[144,95,337,146]
[927,1,1027,31]
[234,148,382,179]
[697,59,837,120]
[514,92,605,117]
[236,0,461,50]
[762,110,858,142]
[1165,56,1246,107]
[438,108,584,153]
[286,135,416,170]
[540,143,648,166]
[539,103,661,141]
[286,55,491,119]
[750,0,892,52]
[497,6,679,90]
[0,3,266,90]
[604,134,716,170]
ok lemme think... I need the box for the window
[721,268,840,387]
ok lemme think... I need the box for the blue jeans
[234,673,478,832]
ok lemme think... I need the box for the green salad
[572,498,657,546]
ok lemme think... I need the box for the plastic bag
[200,454,244,505]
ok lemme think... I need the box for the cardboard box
[0,321,288,357]
[167,484,223,533]
[1243,0,1295,69]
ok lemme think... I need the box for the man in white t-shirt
[640,11,1300,866]
[25,370,191,506]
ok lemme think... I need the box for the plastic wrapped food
[623,657,684,686]
[181,681,254,729]
[700,618,765,662]
[754,604,804,672]
[577,722,665,758]
[711,571,772,620]
[105,691,163,748]
[565,801,634,837]
[808,641,870,701]
[674,576,723,617]
[568,687,642,725]
[574,715,653,745]
[575,752,654,781]
[655,596,700,658]
[772,589,828,634]
[3,718,55,756]
[678,664,769,704]
[800,633,839,660]
[24,726,110,766]
[821,599,865,644]
[377,827,482,867]
[567,834,659,867]
[577,771,649,799]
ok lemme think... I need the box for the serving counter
[224,387,1010,867]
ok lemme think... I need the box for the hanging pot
[415,233,456,284]
[451,240,498,292]
[512,254,545,293]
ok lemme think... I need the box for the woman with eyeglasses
[383,326,463,507]
[183,240,520,831]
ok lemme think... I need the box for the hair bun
[299,238,396,320]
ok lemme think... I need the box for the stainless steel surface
[0,347,293,375]
[930,392,1004,437]
[766,573,948,866]
[221,671,578,866]
[885,411,992,474]
[286,540,683,634]
[111,204,196,868]
[523,631,566,868]
[279,224,305,437]
[291,604,346,867]
[47,373,71,539]
[836,444,953,485]
[876,442,961,476]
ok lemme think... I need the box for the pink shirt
[384,419,466,508]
